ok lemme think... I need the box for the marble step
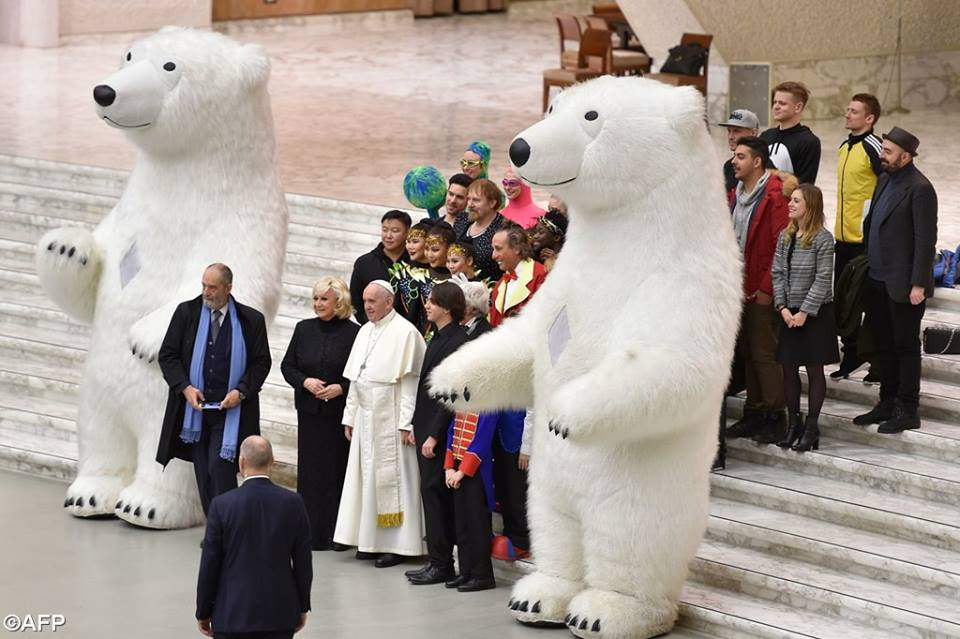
[691,538,960,637]
[707,497,960,601]
[0,423,300,491]
[726,396,960,465]
[725,435,960,507]
[0,177,388,237]
[713,460,960,552]
[0,154,127,198]
[679,582,899,639]
[817,371,960,423]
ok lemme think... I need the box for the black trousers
[453,462,493,580]
[835,241,865,356]
[492,436,529,550]
[296,410,349,549]
[193,412,239,515]
[418,439,455,568]
[863,277,925,409]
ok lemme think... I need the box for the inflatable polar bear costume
[35,27,288,529]
[430,76,742,638]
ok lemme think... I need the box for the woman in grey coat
[772,184,840,452]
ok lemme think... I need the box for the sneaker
[725,413,761,439]
[862,368,881,385]
[877,404,921,433]
[852,400,894,426]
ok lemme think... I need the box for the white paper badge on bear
[429,76,743,638]
[36,27,288,530]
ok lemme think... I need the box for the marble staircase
[3,153,960,638]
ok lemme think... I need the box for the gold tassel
[377,512,404,528]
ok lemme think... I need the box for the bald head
[239,436,274,476]
[363,281,395,322]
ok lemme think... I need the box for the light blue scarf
[179,296,247,462]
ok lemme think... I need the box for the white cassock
[334,310,427,555]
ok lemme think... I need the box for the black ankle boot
[777,412,804,449]
[753,410,786,445]
[792,416,820,452]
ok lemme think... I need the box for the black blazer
[196,477,312,633]
[281,317,359,415]
[349,244,409,324]
[862,163,938,303]
[465,316,491,340]
[156,296,272,466]
[412,322,468,444]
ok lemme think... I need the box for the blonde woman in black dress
[281,276,360,549]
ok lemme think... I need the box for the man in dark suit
[196,436,312,639]
[156,263,272,514]
[854,127,938,434]
[405,282,469,584]
[350,210,411,324]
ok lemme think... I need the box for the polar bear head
[93,27,270,155]
[509,76,708,212]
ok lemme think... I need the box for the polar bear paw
[36,227,103,323]
[547,419,570,440]
[63,474,128,518]
[566,588,677,639]
[115,479,205,530]
[128,308,173,364]
[508,572,583,628]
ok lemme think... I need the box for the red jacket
[728,172,791,298]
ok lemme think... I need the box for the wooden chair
[645,33,712,95]
[581,17,649,75]
[555,14,583,69]
[542,28,611,112]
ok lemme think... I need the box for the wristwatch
[237,390,246,401]
[775,304,786,312]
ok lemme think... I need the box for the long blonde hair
[783,183,824,249]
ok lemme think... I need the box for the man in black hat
[853,127,938,433]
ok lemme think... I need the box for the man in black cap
[853,127,938,433]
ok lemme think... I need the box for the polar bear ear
[238,43,271,91]
[668,86,706,136]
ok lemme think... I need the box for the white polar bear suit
[430,77,742,638]
[35,27,288,529]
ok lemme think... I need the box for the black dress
[280,317,360,550]
[777,302,841,366]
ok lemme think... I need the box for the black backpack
[659,42,707,76]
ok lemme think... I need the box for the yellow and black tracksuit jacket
[835,130,882,243]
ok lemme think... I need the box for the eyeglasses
[460,159,483,169]
[502,179,522,189]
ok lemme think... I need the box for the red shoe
[490,534,530,561]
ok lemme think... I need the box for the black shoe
[853,400,895,426]
[725,412,761,439]
[355,551,378,561]
[862,368,881,385]
[445,574,468,589]
[404,563,431,579]
[457,577,497,592]
[711,451,726,472]
[374,553,406,568]
[753,410,786,445]
[877,404,921,434]
[331,542,351,552]
[408,564,455,585]
[830,354,865,379]
[777,412,805,449]
[792,416,820,452]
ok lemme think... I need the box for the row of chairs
[544,13,713,112]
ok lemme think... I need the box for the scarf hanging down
[180,296,247,461]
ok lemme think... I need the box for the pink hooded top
[501,181,545,229]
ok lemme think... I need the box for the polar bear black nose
[509,138,531,167]
[93,85,116,107]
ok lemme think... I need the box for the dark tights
[782,364,826,419]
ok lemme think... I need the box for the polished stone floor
[0,7,957,236]
[0,470,710,639]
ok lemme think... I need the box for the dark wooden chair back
[555,14,582,52]
[578,28,612,72]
